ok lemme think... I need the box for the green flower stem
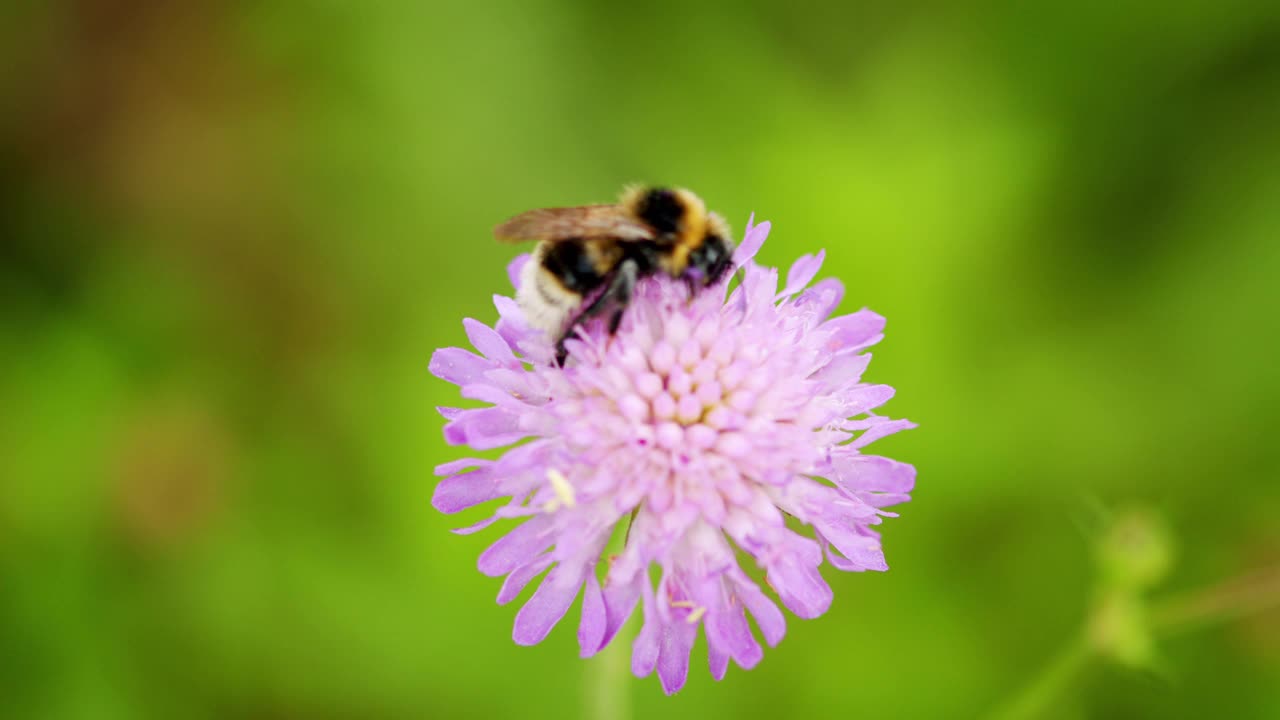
[988,562,1280,720]
[985,635,1092,720]
[1152,564,1280,635]
[587,629,631,720]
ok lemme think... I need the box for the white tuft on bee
[517,243,582,334]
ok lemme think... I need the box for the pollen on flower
[543,468,576,511]
[430,217,916,695]
[668,599,707,624]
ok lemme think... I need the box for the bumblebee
[494,186,734,364]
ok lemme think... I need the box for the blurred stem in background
[990,509,1280,720]
[586,522,635,720]
[586,626,631,720]
[1153,564,1280,636]
[988,637,1091,720]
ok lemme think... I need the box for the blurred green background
[3,1,1279,718]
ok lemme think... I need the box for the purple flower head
[430,217,916,694]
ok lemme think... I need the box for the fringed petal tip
[733,220,770,267]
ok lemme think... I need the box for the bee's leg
[683,276,699,300]
[555,259,638,366]
[607,307,626,335]
[577,259,638,329]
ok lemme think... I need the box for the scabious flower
[430,217,915,694]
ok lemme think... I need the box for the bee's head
[622,185,731,285]
[686,212,735,287]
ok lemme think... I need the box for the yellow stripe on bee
[671,188,706,274]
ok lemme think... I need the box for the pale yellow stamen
[542,468,577,512]
[668,599,707,623]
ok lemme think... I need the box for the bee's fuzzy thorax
[620,185,709,276]
[705,211,732,246]
[669,188,708,273]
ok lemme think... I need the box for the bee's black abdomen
[541,239,605,293]
[635,188,684,236]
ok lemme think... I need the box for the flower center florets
[546,288,821,516]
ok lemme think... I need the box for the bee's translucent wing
[493,205,654,243]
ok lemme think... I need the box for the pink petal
[443,407,528,449]
[494,295,532,348]
[817,524,889,572]
[706,604,762,670]
[429,347,493,387]
[578,571,606,657]
[858,491,911,509]
[464,318,519,367]
[656,613,697,695]
[631,584,660,677]
[733,221,770,267]
[483,367,543,397]
[830,454,916,493]
[781,249,825,297]
[601,575,642,648]
[460,382,528,411]
[741,263,778,306]
[730,570,786,647]
[765,538,832,619]
[707,639,730,681]
[432,466,502,513]
[434,457,491,476]
[811,352,872,388]
[477,515,555,577]
[450,515,501,535]
[497,555,554,604]
[851,418,918,449]
[844,384,896,416]
[493,294,524,324]
[513,563,585,646]
[794,277,845,319]
[823,309,886,351]
[820,528,889,572]
[507,253,530,290]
